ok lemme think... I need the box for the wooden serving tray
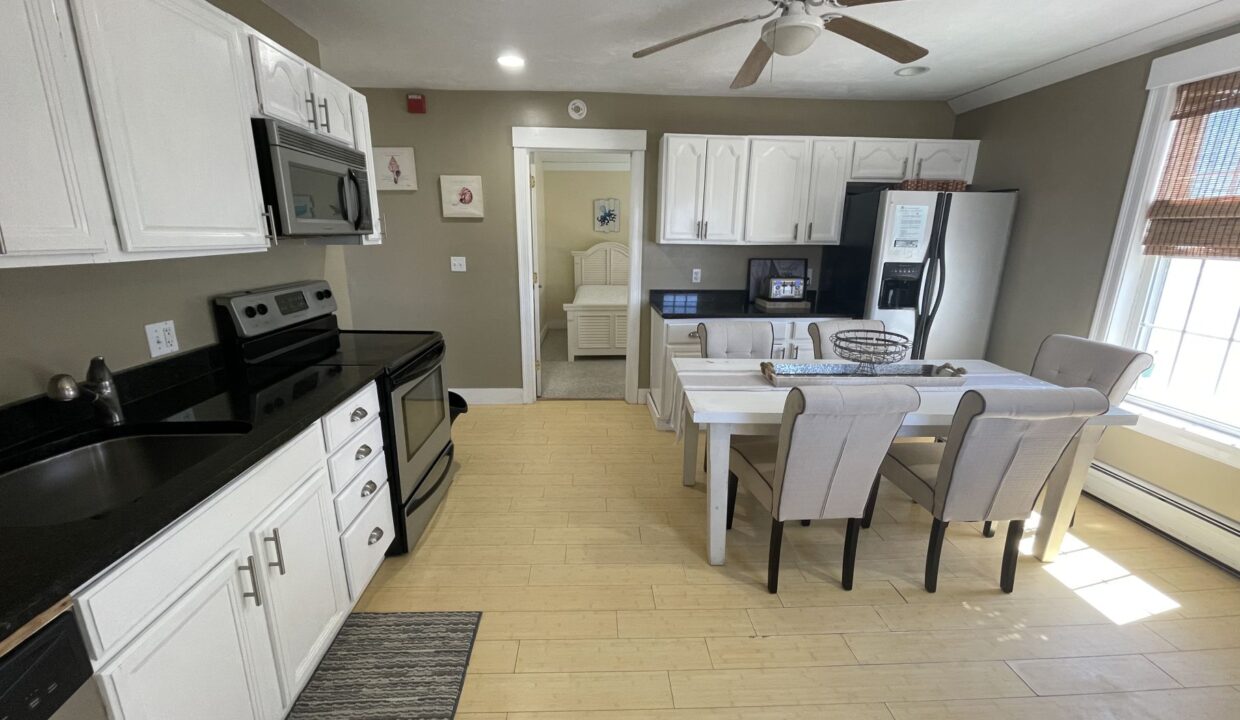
[760,362,968,387]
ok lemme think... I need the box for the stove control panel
[214,280,337,338]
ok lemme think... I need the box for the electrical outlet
[450,256,467,272]
[691,268,701,283]
[145,320,179,358]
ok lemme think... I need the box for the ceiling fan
[633,0,928,89]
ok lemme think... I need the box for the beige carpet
[539,329,624,399]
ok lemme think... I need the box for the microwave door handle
[337,175,355,228]
[349,169,370,231]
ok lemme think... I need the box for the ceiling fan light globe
[760,15,823,56]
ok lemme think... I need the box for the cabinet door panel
[72,0,267,251]
[0,0,114,256]
[253,470,347,704]
[744,139,808,244]
[913,141,973,181]
[250,35,314,129]
[804,139,851,245]
[659,135,706,242]
[101,549,279,720]
[310,69,356,147]
[702,137,747,243]
[850,140,912,181]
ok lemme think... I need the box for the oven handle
[405,447,453,518]
[389,341,446,387]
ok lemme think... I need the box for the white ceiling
[266,0,1240,107]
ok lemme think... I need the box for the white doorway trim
[512,127,647,404]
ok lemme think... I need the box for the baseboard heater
[1084,462,1239,575]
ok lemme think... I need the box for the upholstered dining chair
[697,320,778,359]
[808,319,886,360]
[726,384,920,593]
[878,386,1109,593]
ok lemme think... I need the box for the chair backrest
[1031,334,1153,404]
[809,319,886,360]
[770,384,920,521]
[934,387,1109,523]
[697,321,776,359]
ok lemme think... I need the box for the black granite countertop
[0,350,385,641]
[650,289,841,319]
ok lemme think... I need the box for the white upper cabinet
[702,137,748,243]
[659,135,707,242]
[745,138,809,244]
[803,139,851,245]
[250,35,315,129]
[309,68,356,148]
[71,0,268,252]
[0,0,115,261]
[912,140,975,181]
[350,92,383,245]
[850,140,913,181]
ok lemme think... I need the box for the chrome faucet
[47,356,125,425]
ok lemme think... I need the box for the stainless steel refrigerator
[817,187,1018,360]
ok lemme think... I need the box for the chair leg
[842,517,861,591]
[925,518,949,593]
[800,519,811,527]
[983,521,996,538]
[1001,519,1026,593]
[767,520,784,594]
[726,473,738,530]
[862,474,881,529]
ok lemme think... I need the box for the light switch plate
[145,320,179,358]
[450,256,467,272]
[691,268,701,283]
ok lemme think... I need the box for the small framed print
[440,175,484,218]
[373,147,417,191]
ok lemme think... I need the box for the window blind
[1143,70,1240,258]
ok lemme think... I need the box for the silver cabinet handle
[305,93,318,127]
[264,528,287,576]
[355,443,373,461]
[807,222,813,241]
[360,480,378,498]
[703,220,708,239]
[916,159,924,178]
[793,223,799,241]
[901,157,909,176]
[319,99,330,133]
[687,330,700,339]
[263,204,278,246]
[695,220,702,239]
[241,555,262,606]
[350,407,368,423]
[367,527,385,545]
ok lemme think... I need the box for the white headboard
[572,241,629,288]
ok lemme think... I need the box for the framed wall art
[439,175,484,218]
[373,147,417,191]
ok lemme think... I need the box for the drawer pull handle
[355,444,373,461]
[687,330,699,339]
[350,407,368,422]
[264,528,287,576]
[368,527,385,545]
[360,480,378,498]
[240,555,262,606]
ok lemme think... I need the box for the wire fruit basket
[830,329,911,375]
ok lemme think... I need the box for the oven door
[271,145,362,237]
[389,343,451,505]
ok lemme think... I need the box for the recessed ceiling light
[894,66,929,77]
[497,54,525,70]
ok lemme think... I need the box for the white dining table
[673,357,1138,566]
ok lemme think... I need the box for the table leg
[707,423,732,566]
[682,407,698,488]
[1034,425,1104,561]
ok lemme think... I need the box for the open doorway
[512,127,646,404]
[532,151,632,399]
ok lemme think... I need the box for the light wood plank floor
[358,401,1240,719]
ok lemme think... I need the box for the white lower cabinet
[98,546,281,720]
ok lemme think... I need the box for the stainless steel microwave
[253,118,372,238]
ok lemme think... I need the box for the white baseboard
[637,388,650,404]
[646,393,671,431]
[1085,464,1239,571]
[450,388,526,405]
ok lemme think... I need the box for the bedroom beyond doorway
[532,150,632,399]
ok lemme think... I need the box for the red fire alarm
[407,93,427,114]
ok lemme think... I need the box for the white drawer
[327,417,383,492]
[665,322,703,346]
[321,382,381,452]
[334,453,387,532]
[74,424,324,662]
[340,485,395,600]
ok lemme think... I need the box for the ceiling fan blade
[831,0,907,6]
[731,39,774,89]
[633,15,761,59]
[823,15,928,63]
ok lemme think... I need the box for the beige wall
[955,27,1240,520]
[0,0,324,405]
[343,89,956,388]
[539,169,632,330]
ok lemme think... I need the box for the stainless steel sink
[0,434,236,527]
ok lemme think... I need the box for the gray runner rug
[289,611,481,720]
